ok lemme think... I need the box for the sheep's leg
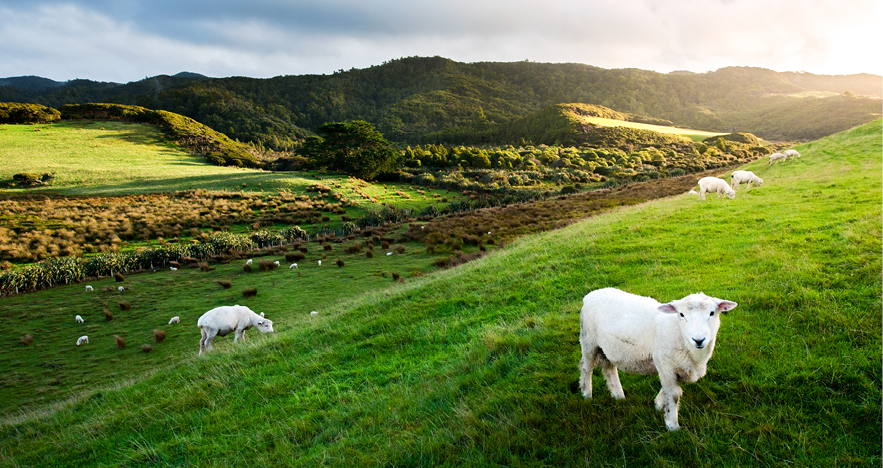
[699,189,707,201]
[602,361,625,400]
[204,330,217,352]
[578,329,595,399]
[199,329,207,355]
[657,374,683,431]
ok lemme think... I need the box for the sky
[0,0,880,83]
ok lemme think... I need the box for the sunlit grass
[579,116,728,141]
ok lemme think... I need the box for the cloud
[0,0,879,82]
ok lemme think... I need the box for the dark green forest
[1,57,880,151]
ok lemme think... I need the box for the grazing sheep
[273,261,280,266]
[730,170,763,190]
[697,177,735,200]
[289,263,298,269]
[386,252,393,256]
[170,267,177,271]
[114,335,126,349]
[579,288,737,431]
[768,152,786,164]
[688,190,697,195]
[118,286,125,292]
[197,305,274,355]
[310,311,318,316]
[246,259,253,265]
[77,335,89,346]
[85,285,93,292]
[783,149,801,159]
[75,315,84,323]
[168,316,180,325]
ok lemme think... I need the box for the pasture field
[0,121,879,465]
[578,116,729,141]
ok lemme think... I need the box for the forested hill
[1,57,880,149]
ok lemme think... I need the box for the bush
[0,103,61,124]
[242,288,257,298]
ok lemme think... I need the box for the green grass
[0,121,879,465]
[580,116,728,141]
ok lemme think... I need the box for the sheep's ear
[658,304,678,314]
[257,320,264,326]
[715,300,738,313]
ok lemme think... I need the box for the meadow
[578,116,729,142]
[0,120,878,465]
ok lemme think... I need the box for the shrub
[113,272,125,282]
[114,335,126,349]
[243,288,257,298]
[323,244,333,251]
[153,329,166,343]
[119,301,131,311]
[336,259,345,268]
[381,241,390,249]
[243,264,252,273]
[217,280,232,289]
[366,251,373,259]
[395,245,406,254]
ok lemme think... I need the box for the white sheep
[168,316,180,325]
[246,259,253,265]
[289,263,298,269]
[386,252,393,256]
[76,335,89,346]
[170,267,177,271]
[197,305,274,355]
[783,149,801,159]
[310,311,318,316]
[118,286,125,292]
[318,260,322,266]
[75,315,84,323]
[768,152,786,164]
[273,261,280,266]
[85,285,93,292]
[697,177,735,200]
[688,190,697,195]
[579,288,738,431]
[730,170,763,190]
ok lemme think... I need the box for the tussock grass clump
[113,272,125,282]
[217,280,232,289]
[168,261,181,268]
[103,309,114,321]
[153,329,166,343]
[366,250,373,259]
[199,262,215,272]
[118,301,131,311]
[323,244,333,251]
[395,245,406,254]
[20,334,33,346]
[381,241,390,250]
[336,259,345,268]
[114,335,125,349]
[285,252,305,262]
[242,288,257,298]
[243,264,252,273]
[141,344,153,353]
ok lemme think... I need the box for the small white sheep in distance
[318,260,322,266]
[168,316,180,325]
[170,267,177,271]
[273,261,280,266]
[197,305,274,355]
[768,152,786,165]
[246,259,253,265]
[76,335,89,346]
[783,149,801,159]
[697,177,735,200]
[310,311,318,316]
[730,170,763,190]
[118,286,125,292]
[688,190,697,195]
[289,263,298,269]
[85,285,93,292]
[579,288,738,431]
[75,315,84,323]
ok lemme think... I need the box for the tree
[305,121,401,179]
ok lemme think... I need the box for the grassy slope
[0,122,880,465]
[580,116,728,141]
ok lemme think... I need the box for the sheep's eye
[709,311,715,316]
[678,313,684,318]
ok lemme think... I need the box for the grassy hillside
[0,121,879,465]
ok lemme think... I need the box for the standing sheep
[76,335,89,346]
[783,149,801,159]
[768,152,786,164]
[730,170,763,190]
[697,177,735,200]
[579,288,737,431]
[85,285,93,292]
[197,305,274,355]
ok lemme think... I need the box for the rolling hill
[0,120,878,465]
[2,57,880,149]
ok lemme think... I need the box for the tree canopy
[306,120,401,179]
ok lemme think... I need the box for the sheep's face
[726,190,735,199]
[755,178,763,187]
[256,319,274,333]
[659,294,737,350]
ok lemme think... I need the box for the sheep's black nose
[693,338,705,348]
